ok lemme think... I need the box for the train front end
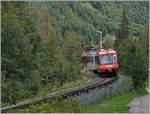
[97,49,118,75]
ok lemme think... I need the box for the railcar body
[81,48,118,76]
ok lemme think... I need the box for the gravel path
[128,95,149,113]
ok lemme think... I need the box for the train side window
[113,55,117,62]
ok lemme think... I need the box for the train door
[91,52,98,70]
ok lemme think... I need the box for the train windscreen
[100,55,117,64]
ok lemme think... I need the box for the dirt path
[128,95,149,113]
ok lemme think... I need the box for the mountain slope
[29,1,149,45]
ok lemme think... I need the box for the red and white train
[81,47,118,76]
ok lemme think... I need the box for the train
[81,47,118,76]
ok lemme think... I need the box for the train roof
[98,49,117,55]
[81,48,117,57]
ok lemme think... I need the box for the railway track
[1,75,118,112]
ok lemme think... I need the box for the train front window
[100,55,117,64]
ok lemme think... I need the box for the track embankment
[1,75,118,112]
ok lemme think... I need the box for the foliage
[126,40,148,88]
[1,1,149,107]
[103,34,116,49]
[120,8,129,40]
[1,2,83,105]
[115,9,149,88]
[1,3,41,104]
[30,1,148,45]
[9,97,80,113]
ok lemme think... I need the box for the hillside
[28,1,149,45]
[1,1,149,111]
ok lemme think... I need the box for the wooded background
[1,1,149,106]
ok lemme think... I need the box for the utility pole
[91,27,102,49]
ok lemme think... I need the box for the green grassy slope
[80,88,148,113]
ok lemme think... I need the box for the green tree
[63,32,82,61]
[126,40,148,88]
[115,8,129,48]
[103,34,115,49]
[1,2,43,104]
[120,8,129,40]
[63,32,82,81]
[37,26,60,85]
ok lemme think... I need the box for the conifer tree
[115,8,129,48]
[120,8,129,40]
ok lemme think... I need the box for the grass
[80,88,148,113]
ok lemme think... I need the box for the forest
[1,1,149,110]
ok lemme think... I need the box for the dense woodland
[1,1,149,107]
